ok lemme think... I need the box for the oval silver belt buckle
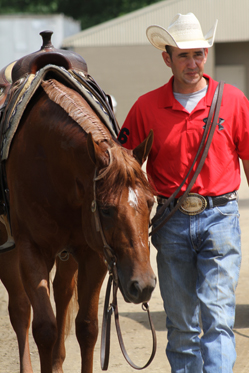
[179,193,207,215]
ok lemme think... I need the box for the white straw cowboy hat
[146,13,218,51]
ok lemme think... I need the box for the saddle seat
[11,30,88,83]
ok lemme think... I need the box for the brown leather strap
[101,275,113,370]
[150,81,225,236]
[101,266,157,370]
[113,290,157,370]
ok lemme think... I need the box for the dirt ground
[0,169,249,373]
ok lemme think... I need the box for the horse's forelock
[96,145,153,204]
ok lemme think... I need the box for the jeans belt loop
[207,196,213,209]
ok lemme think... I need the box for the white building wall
[62,0,249,48]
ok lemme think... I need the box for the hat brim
[146,20,218,51]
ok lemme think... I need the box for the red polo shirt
[118,74,249,197]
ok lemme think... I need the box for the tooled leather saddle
[0,31,88,120]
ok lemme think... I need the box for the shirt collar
[158,74,220,110]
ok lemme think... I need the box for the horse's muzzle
[121,274,157,304]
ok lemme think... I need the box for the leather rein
[91,149,157,370]
[150,81,224,236]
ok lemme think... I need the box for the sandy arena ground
[0,169,248,372]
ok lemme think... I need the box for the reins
[91,153,157,370]
[100,264,157,371]
[150,81,224,236]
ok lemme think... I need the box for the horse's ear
[132,130,154,165]
[87,132,98,165]
[87,133,110,169]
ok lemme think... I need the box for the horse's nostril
[128,278,156,304]
[129,281,140,299]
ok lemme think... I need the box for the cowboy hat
[146,13,218,51]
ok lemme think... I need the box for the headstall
[91,149,157,370]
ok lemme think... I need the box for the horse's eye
[100,207,112,217]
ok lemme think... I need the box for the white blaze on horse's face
[128,187,139,209]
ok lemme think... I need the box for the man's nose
[187,57,197,68]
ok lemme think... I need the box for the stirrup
[0,214,15,253]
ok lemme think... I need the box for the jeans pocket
[151,205,171,249]
[215,200,240,218]
[153,205,170,226]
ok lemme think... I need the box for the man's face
[162,47,208,92]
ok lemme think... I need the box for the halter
[91,149,157,370]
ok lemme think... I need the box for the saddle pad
[1,64,119,160]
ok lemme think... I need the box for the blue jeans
[152,199,241,373]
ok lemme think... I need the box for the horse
[0,74,156,373]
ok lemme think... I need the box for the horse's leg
[19,241,57,373]
[75,248,107,373]
[52,254,78,373]
[0,250,33,373]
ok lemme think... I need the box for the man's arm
[242,160,249,185]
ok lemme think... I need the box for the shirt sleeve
[233,93,249,160]
[117,99,147,150]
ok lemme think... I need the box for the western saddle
[0,30,88,113]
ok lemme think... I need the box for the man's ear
[162,51,172,67]
[203,48,208,64]
[132,130,154,165]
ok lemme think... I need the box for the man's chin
[184,75,202,85]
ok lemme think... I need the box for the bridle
[91,149,116,270]
[91,149,157,370]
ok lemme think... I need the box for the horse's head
[84,131,156,304]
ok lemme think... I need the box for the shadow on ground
[119,304,249,332]
[119,311,166,331]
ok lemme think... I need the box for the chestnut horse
[0,78,156,373]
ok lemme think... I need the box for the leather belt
[157,191,238,215]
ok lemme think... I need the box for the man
[118,13,249,373]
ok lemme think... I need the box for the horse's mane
[41,79,111,143]
[96,144,154,205]
[41,78,154,203]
